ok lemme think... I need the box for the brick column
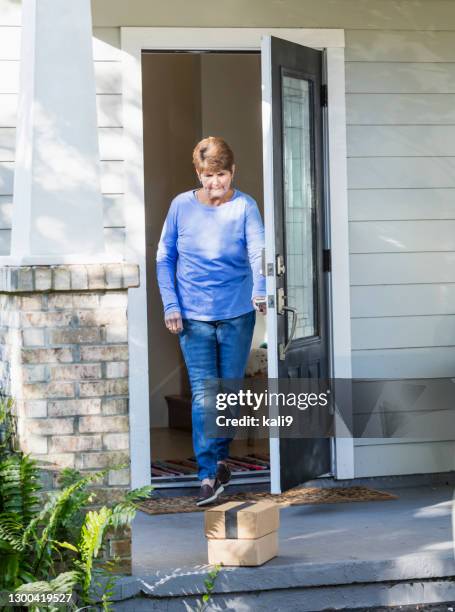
[0,263,140,572]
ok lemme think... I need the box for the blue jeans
[178,310,256,480]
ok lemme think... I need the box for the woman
[156,136,266,506]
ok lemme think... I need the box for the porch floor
[116,482,455,609]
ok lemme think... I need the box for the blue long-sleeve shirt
[156,189,266,321]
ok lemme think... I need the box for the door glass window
[282,73,317,339]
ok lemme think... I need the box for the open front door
[262,35,331,493]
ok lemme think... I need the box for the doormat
[151,454,269,477]
[139,486,397,515]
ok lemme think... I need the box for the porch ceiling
[90,0,455,29]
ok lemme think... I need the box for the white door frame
[121,27,353,489]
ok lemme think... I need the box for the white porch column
[10,0,111,264]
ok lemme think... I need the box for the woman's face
[198,166,234,201]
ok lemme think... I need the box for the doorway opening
[142,51,270,488]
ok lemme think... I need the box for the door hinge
[323,249,331,272]
[321,83,328,107]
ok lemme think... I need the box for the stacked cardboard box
[205,500,280,566]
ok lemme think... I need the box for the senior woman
[156,136,266,506]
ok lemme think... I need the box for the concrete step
[112,578,455,611]
[112,483,455,610]
[112,537,455,610]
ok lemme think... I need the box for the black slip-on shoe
[196,479,224,506]
[216,461,232,486]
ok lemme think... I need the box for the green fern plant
[0,394,153,609]
[29,470,107,579]
[15,571,80,612]
[0,393,17,456]
[0,454,41,589]
[58,484,152,606]
[96,558,118,612]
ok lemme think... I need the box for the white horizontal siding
[104,227,125,256]
[0,85,122,130]
[0,1,20,26]
[93,28,121,61]
[0,161,123,212]
[354,440,455,477]
[346,22,455,483]
[0,228,10,254]
[100,161,124,193]
[347,94,455,125]
[0,196,12,229]
[103,195,125,227]
[98,128,123,160]
[349,157,455,189]
[346,62,455,94]
[348,126,455,157]
[353,410,455,443]
[0,27,20,59]
[352,346,455,378]
[0,27,121,62]
[0,22,16,254]
[0,60,122,95]
[0,60,18,93]
[352,315,455,350]
[349,188,455,221]
[1,155,122,198]
[0,94,16,127]
[0,162,13,195]
[355,437,452,446]
[94,62,122,94]
[0,127,14,160]
[347,30,455,62]
[0,127,124,162]
[93,20,125,256]
[350,252,455,285]
[350,220,455,253]
[351,284,455,318]
[97,95,122,127]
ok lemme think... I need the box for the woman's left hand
[252,296,267,314]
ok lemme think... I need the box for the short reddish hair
[192,136,234,173]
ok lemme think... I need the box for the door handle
[279,305,298,360]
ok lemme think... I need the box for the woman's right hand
[165,311,183,334]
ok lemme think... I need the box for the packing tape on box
[225,502,257,539]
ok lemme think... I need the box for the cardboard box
[205,500,279,540]
[208,530,278,566]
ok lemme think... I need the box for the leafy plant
[190,564,222,612]
[59,484,151,606]
[0,394,153,609]
[0,453,41,589]
[0,393,17,456]
[15,572,80,612]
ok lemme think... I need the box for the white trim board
[120,27,353,488]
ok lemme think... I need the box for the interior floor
[151,427,269,461]
[151,427,270,481]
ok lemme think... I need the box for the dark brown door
[262,36,331,492]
